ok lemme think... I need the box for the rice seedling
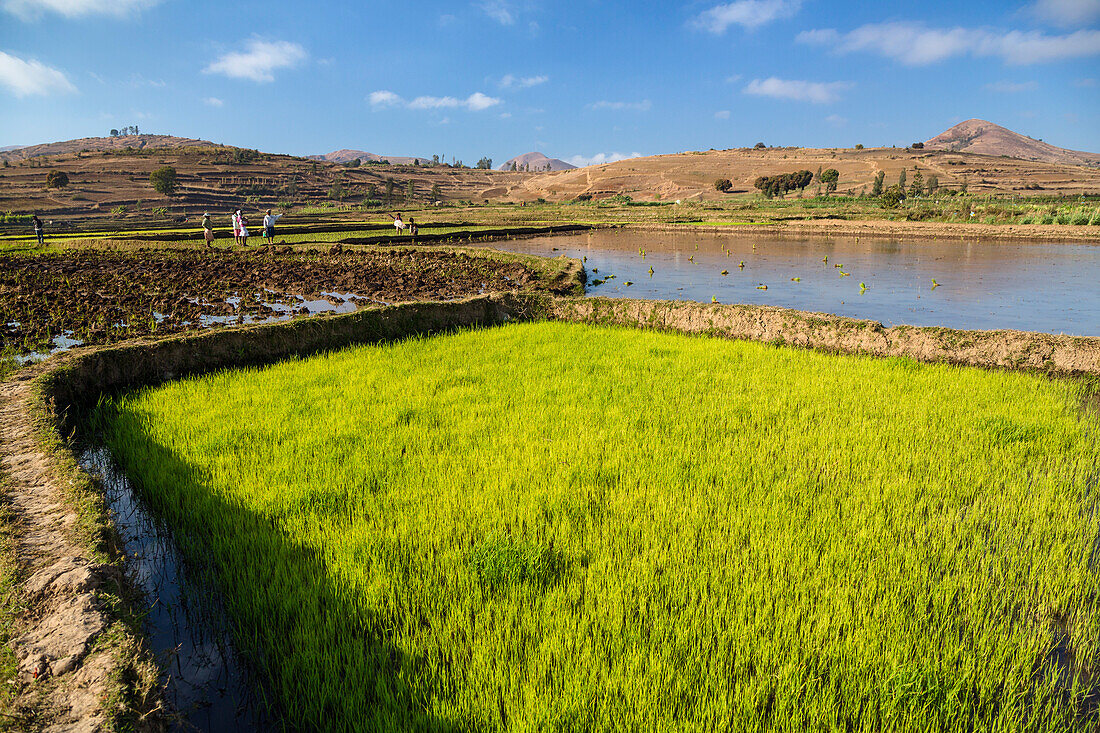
[98,323,1100,731]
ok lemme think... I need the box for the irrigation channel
[80,448,271,730]
[495,229,1100,336]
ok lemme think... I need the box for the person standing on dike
[231,209,242,245]
[262,209,282,245]
[32,213,44,246]
[201,211,214,247]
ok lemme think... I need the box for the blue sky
[1,0,1098,165]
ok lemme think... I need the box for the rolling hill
[0,134,219,162]
[309,150,430,166]
[925,119,1100,167]
[499,152,576,172]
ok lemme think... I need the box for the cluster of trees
[476,157,493,170]
[874,167,945,206]
[109,126,140,137]
[753,170,814,198]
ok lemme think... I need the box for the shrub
[45,170,69,188]
[880,185,906,208]
[754,142,766,149]
[1071,211,1090,225]
[714,179,733,193]
[855,143,864,150]
[150,166,178,195]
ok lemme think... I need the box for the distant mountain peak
[500,152,576,172]
[925,119,1100,167]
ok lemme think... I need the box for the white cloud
[203,96,224,107]
[370,90,501,111]
[369,90,404,107]
[566,152,643,167]
[690,0,801,33]
[589,99,652,111]
[798,22,1100,65]
[499,74,548,90]
[479,0,514,25]
[1028,0,1100,27]
[1076,76,1098,85]
[2,0,158,19]
[203,39,307,83]
[825,114,847,126]
[986,80,1039,92]
[715,110,731,119]
[0,51,75,97]
[743,77,851,103]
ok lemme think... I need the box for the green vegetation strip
[98,322,1100,730]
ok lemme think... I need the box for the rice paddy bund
[97,323,1100,731]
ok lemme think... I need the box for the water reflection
[80,447,272,732]
[499,230,1100,336]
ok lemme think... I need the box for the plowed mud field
[1,248,556,353]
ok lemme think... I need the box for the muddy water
[496,230,1100,336]
[79,448,272,731]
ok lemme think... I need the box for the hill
[0,134,219,162]
[499,152,576,172]
[925,119,1100,167]
[309,150,430,166]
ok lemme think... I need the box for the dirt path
[0,365,157,731]
[630,218,1100,243]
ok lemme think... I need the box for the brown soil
[1,247,566,354]
[552,297,1100,376]
[0,367,159,731]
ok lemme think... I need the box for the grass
[98,322,1099,730]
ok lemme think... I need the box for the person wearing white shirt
[263,209,282,244]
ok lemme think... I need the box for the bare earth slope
[514,146,1100,201]
[925,119,1100,168]
[0,134,218,163]
[309,150,430,166]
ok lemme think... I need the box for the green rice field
[98,322,1100,731]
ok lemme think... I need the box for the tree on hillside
[110,129,119,137]
[872,170,886,196]
[511,161,518,171]
[385,177,395,205]
[149,166,177,195]
[815,166,822,183]
[910,170,924,197]
[430,183,442,201]
[406,180,415,200]
[476,157,493,170]
[855,143,864,150]
[881,185,906,207]
[432,155,440,166]
[898,168,907,193]
[715,178,733,193]
[46,170,69,188]
[911,142,925,149]
[754,142,766,149]
[820,168,839,194]
[366,182,378,200]
[927,174,939,195]
[344,158,361,168]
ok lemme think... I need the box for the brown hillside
[0,134,219,163]
[499,152,576,172]
[509,146,1100,202]
[925,119,1100,168]
[309,149,430,166]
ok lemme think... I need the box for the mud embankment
[551,297,1100,376]
[630,219,1100,243]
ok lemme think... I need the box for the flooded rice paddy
[496,230,1100,336]
[80,447,270,731]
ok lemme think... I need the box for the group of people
[392,213,418,236]
[201,209,282,246]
